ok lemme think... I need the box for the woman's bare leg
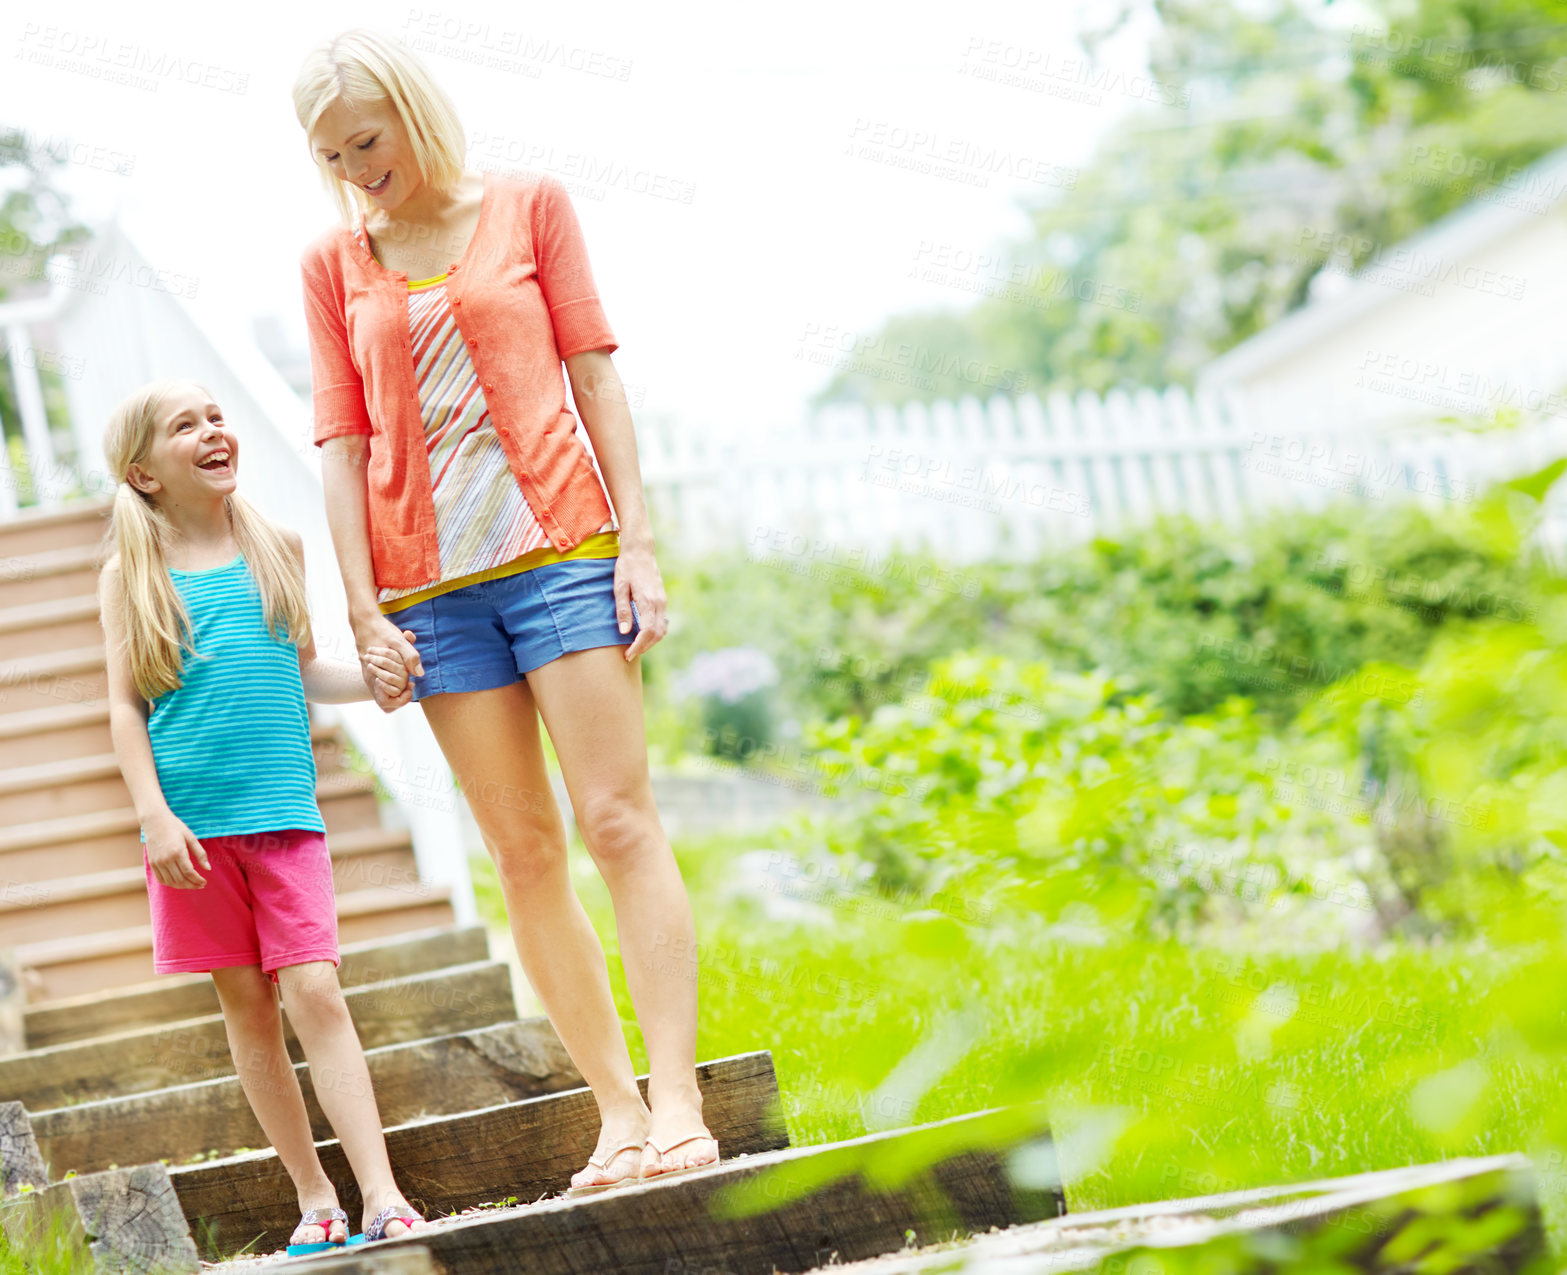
[524,647,713,1169]
[418,679,651,1184]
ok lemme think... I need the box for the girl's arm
[99,562,209,887]
[282,527,411,707]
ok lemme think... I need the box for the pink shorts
[145,828,340,984]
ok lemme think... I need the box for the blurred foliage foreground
[497,458,1567,1270]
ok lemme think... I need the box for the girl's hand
[144,811,210,889]
[615,542,668,660]
[365,643,412,712]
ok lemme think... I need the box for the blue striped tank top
[139,552,326,843]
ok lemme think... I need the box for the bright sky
[1,0,1160,438]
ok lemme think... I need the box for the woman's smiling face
[310,98,420,211]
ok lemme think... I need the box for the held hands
[144,811,211,889]
[354,614,424,714]
[364,638,417,712]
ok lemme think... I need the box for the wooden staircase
[0,498,456,1006]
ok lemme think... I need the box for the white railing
[0,221,476,925]
[633,386,1567,563]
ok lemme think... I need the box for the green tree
[815,0,1567,407]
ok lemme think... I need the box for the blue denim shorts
[383,556,639,702]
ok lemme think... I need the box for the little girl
[98,376,432,1254]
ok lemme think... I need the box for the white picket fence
[632,388,1567,563]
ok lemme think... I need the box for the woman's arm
[565,348,667,655]
[564,349,653,551]
[282,524,413,707]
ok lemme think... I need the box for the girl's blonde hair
[292,28,467,228]
[98,379,313,703]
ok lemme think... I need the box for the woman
[291,28,716,1193]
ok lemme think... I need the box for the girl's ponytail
[105,474,192,702]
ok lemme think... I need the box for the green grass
[471,832,1567,1261]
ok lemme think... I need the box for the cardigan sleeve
[532,175,619,360]
[300,244,374,444]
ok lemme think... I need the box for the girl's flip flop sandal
[348,1205,424,1245]
[286,1206,350,1256]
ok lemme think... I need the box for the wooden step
[0,825,425,947]
[0,955,505,1110]
[0,543,102,610]
[33,1016,583,1175]
[0,698,114,770]
[0,755,378,834]
[173,1051,790,1260]
[803,1153,1540,1274]
[0,496,112,558]
[14,880,455,1004]
[194,1102,1063,1271]
[0,711,347,787]
[24,924,489,1049]
[1,777,388,891]
[285,1249,436,1275]
[2,779,387,889]
[0,591,103,660]
[0,642,108,715]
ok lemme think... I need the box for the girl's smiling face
[311,98,420,211]
[127,383,238,506]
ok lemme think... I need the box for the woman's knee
[574,792,659,871]
[488,832,569,894]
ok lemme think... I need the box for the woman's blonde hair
[292,28,467,228]
[98,379,314,703]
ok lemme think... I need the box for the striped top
[369,249,617,615]
[140,553,325,843]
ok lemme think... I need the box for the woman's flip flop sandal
[347,1205,424,1244]
[639,1134,720,1183]
[564,1142,644,1197]
[285,1206,350,1256]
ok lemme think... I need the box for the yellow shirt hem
[379,530,620,614]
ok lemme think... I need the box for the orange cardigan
[299,169,618,589]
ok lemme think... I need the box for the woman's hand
[144,811,210,889]
[614,541,668,659]
[353,614,424,710]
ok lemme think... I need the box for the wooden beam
[286,1245,437,1274]
[0,1163,199,1274]
[23,924,489,1050]
[0,1102,47,1197]
[0,959,513,1110]
[340,1106,1065,1275]
[34,1018,582,1175]
[173,1051,791,1260]
[797,1153,1543,1274]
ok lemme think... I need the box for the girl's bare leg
[209,965,348,1245]
[273,961,428,1238]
